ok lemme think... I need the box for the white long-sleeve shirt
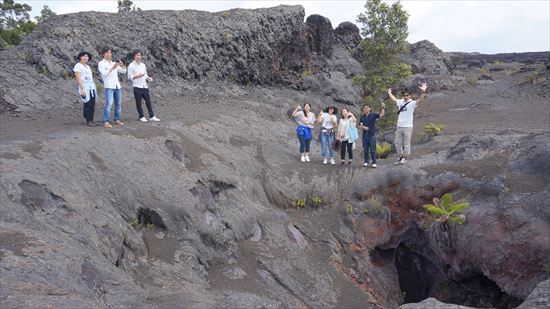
[98,59,126,89]
[127,61,149,88]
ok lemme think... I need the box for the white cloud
[21,0,550,53]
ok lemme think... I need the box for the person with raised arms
[387,83,428,164]
[291,103,315,162]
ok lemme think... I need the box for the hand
[137,72,145,78]
[80,89,86,97]
[419,83,428,92]
[146,77,153,82]
[296,105,301,110]
[387,88,392,94]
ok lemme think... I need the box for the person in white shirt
[337,108,356,165]
[73,51,98,126]
[291,103,315,162]
[98,47,126,128]
[387,83,428,164]
[127,50,160,122]
[316,105,338,165]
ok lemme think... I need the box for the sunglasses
[403,94,411,97]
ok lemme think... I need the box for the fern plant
[423,193,469,225]
[424,123,445,136]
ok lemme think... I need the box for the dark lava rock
[334,22,361,48]
[405,40,455,75]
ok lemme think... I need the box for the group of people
[293,83,428,166]
[73,47,160,127]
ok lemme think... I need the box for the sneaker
[341,161,345,166]
[363,162,369,167]
[330,158,336,165]
[115,120,125,126]
[150,116,160,122]
[103,122,112,128]
[323,158,328,165]
[400,156,407,164]
[348,161,352,166]
[305,155,310,162]
[372,164,377,168]
[301,155,305,162]
[86,121,97,127]
[139,117,148,122]
[394,155,403,165]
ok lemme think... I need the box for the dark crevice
[137,208,167,230]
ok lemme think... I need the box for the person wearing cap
[387,83,428,164]
[98,47,126,128]
[127,49,160,122]
[73,51,98,126]
[317,105,338,165]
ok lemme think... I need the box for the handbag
[333,139,340,151]
[348,119,359,143]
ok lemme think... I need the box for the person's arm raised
[291,105,301,118]
[387,87,398,102]
[416,83,428,104]
[380,101,386,118]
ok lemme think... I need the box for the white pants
[395,127,413,156]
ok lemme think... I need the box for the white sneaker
[139,117,148,122]
[400,156,407,164]
[301,155,306,162]
[150,116,160,122]
[330,158,336,165]
[305,155,310,162]
[363,163,369,167]
[323,158,328,165]
[372,164,377,168]
[394,155,403,165]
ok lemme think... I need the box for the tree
[353,0,412,131]
[0,0,34,47]
[117,0,133,12]
[36,5,56,23]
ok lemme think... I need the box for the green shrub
[302,70,312,78]
[376,143,391,159]
[222,11,230,17]
[424,123,445,136]
[294,198,306,208]
[311,195,323,207]
[423,193,469,225]
[466,76,479,86]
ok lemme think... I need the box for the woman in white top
[337,108,356,165]
[73,51,98,126]
[291,103,316,162]
[316,105,338,165]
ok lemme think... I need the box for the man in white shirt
[388,83,428,164]
[98,47,126,128]
[127,50,160,122]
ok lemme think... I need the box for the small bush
[302,70,312,78]
[311,195,323,207]
[466,76,479,86]
[376,143,391,159]
[423,193,469,225]
[424,123,445,136]
[294,198,306,208]
[222,11,230,17]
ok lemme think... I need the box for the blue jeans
[298,135,311,153]
[321,131,334,158]
[362,135,377,164]
[103,88,122,123]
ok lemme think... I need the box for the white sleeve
[98,61,110,79]
[127,64,134,80]
[117,66,127,74]
[73,64,82,73]
[144,65,149,79]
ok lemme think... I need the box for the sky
[20,0,550,54]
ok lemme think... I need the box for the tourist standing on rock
[337,108,356,165]
[292,103,315,162]
[317,105,338,165]
[359,102,385,168]
[388,83,428,164]
[73,51,98,127]
[98,47,126,128]
[127,50,160,123]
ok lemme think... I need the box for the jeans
[340,140,353,160]
[362,135,377,164]
[298,135,311,153]
[133,87,155,118]
[321,131,334,158]
[103,88,122,123]
[83,89,96,122]
[395,126,413,156]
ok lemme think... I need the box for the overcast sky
[21,0,550,54]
